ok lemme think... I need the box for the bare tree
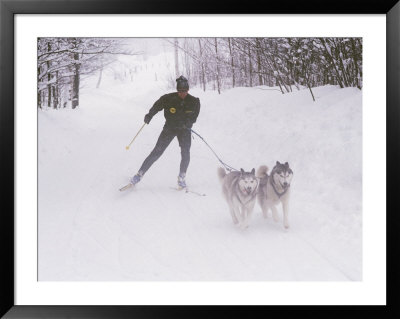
[227,38,236,88]
[214,38,221,94]
[37,37,141,109]
[198,39,206,91]
[174,38,179,77]
[166,37,362,96]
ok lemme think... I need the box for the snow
[38,54,362,281]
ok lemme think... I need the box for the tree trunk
[47,83,52,107]
[52,86,57,109]
[174,38,179,77]
[319,38,344,88]
[214,38,221,94]
[228,38,236,88]
[53,70,60,109]
[71,52,80,109]
[46,42,52,107]
[307,82,315,101]
[256,38,263,86]
[96,66,103,88]
[38,90,42,109]
[350,38,361,89]
[201,64,206,91]
[183,39,191,78]
[276,70,290,93]
[276,78,285,94]
[248,43,253,87]
[334,41,350,87]
[37,65,42,108]
[198,39,206,91]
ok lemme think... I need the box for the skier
[130,76,201,189]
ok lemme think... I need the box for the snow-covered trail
[39,73,362,281]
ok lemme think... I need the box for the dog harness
[270,174,290,198]
[232,177,259,206]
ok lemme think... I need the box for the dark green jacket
[147,92,200,128]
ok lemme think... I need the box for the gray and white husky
[217,167,259,229]
[257,162,293,229]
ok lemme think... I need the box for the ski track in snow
[38,60,362,281]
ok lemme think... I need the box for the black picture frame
[1,0,399,318]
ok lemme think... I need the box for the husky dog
[217,167,259,229]
[257,162,293,229]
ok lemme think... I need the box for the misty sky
[125,38,174,56]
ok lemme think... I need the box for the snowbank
[38,61,362,281]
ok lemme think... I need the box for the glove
[144,114,151,124]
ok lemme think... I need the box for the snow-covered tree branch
[37,37,142,109]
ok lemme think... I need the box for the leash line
[190,128,237,172]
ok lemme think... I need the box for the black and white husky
[217,167,259,229]
[257,162,293,229]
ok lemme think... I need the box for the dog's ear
[240,168,244,175]
[276,161,281,166]
[251,168,255,175]
[284,162,289,167]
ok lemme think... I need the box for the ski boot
[130,171,143,186]
[177,173,187,189]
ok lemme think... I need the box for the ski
[187,189,206,196]
[170,186,206,196]
[120,183,205,196]
[119,183,134,192]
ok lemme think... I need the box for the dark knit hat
[176,75,189,91]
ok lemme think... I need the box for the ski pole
[125,123,146,150]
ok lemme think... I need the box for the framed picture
[1,0,399,318]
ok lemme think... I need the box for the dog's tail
[256,165,269,178]
[217,167,226,182]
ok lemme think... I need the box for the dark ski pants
[139,126,191,176]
